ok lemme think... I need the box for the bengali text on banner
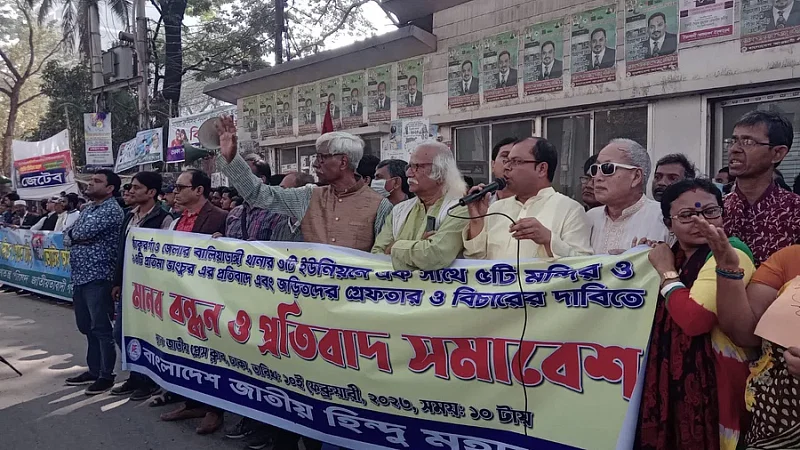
[122,229,658,450]
[0,228,72,301]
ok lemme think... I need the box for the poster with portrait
[625,0,679,76]
[83,112,114,168]
[276,88,294,137]
[318,78,342,130]
[448,41,481,108]
[481,31,519,102]
[367,64,393,123]
[523,20,565,95]
[571,5,618,87]
[342,72,365,129]
[241,96,259,141]
[678,0,735,43]
[396,58,424,118]
[258,92,276,140]
[297,84,319,135]
[741,0,800,52]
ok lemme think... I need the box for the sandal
[148,390,183,407]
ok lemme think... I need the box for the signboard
[678,0,735,43]
[258,93,277,140]
[367,64,393,123]
[276,88,294,137]
[297,84,319,135]
[571,5,618,87]
[83,112,114,168]
[448,41,481,108]
[114,128,163,173]
[0,228,72,301]
[167,106,237,163]
[11,130,79,199]
[396,59,424,118]
[342,72,366,129]
[482,31,520,102]
[318,78,342,130]
[741,0,800,52]
[523,20,565,95]
[625,0,679,76]
[122,230,658,450]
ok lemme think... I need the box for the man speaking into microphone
[462,137,593,260]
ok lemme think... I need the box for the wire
[446,206,530,439]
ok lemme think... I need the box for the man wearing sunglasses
[586,138,670,254]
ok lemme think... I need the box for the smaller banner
[297,84,319,136]
[342,72,366,129]
[258,93,277,140]
[318,78,342,131]
[741,0,800,52]
[14,151,73,191]
[276,88,294,137]
[0,228,72,301]
[381,118,432,161]
[678,0,735,43]
[83,112,114,168]
[448,42,481,108]
[242,96,260,142]
[625,0,679,77]
[115,128,163,173]
[523,20,565,96]
[571,5,618,87]
[481,31,520,102]
[167,106,237,163]
[368,65,393,123]
[396,59,424,118]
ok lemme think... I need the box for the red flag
[321,100,334,134]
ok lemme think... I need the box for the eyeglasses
[314,153,344,161]
[173,184,194,192]
[408,163,433,172]
[589,162,640,178]
[670,206,723,224]
[723,137,773,149]
[503,159,541,168]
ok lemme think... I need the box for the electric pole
[135,0,150,130]
[275,0,284,65]
[88,3,104,110]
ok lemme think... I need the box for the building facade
[204,0,800,198]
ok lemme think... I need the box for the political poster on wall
[342,72,366,129]
[318,78,342,130]
[242,96,259,141]
[114,128,163,173]
[381,118,433,161]
[297,84,319,135]
[276,88,294,137]
[571,5,618,87]
[625,0,679,76]
[396,59,424,118]
[167,106,237,163]
[523,20,565,95]
[678,0,735,43]
[482,31,520,102]
[258,93,277,140]
[741,0,800,52]
[448,41,481,108]
[11,130,79,199]
[83,112,114,168]
[367,64,393,123]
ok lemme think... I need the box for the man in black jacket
[109,171,173,400]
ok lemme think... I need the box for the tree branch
[17,0,37,78]
[0,46,22,81]
[18,91,44,106]
[293,0,371,55]
[0,85,11,97]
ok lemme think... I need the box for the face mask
[371,179,390,198]
[713,182,725,194]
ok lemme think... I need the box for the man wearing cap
[11,200,39,228]
[215,116,392,253]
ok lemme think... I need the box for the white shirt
[463,187,593,260]
[463,77,473,92]
[499,70,509,84]
[592,49,606,66]
[408,93,416,104]
[55,209,80,232]
[651,35,666,53]
[586,195,670,254]
[775,3,794,24]
[30,212,55,231]
[542,61,554,76]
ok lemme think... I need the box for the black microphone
[454,178,507,207]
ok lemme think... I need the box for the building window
[363,137,381,158]
[278,148,297,173]
[298,145,316,178]
[546,114,591,200]
[455,125,490,185]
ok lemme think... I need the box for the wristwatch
[661,271,679,282]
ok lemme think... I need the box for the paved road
[0,291,245,450]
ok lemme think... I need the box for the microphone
[455,178,507,207]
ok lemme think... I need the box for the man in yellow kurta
[372,142,468,270]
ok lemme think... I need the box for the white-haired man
[464,137,592,259]
[372,142,468,270]
[587,138,670,254]
[215,116,392,252]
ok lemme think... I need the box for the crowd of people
[4,108,799,450]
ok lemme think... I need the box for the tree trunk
[162,0,187,107]
[1,89,20,176]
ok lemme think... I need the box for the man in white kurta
[463,137,593,260]
[587,139,670,254]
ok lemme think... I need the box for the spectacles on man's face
[589,162,640,178]
[723,137,773,150]
[173,184,194,192]
[407,163,433,173]
[503,158,541,168]
[670,206,723,224]
[314,153,344,162]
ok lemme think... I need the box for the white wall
[649,96,707,174]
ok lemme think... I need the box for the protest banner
[678,0,735,43]
[114,128,163,173]
[396,59,424,118]
[448,42,481,108]
[276,88,294,137]
[482,31,519,103]
[523,20,565,96]
[342,72,366,129]
[368,64,393,123]
[741,0,800,52]
[297,84,319,135]
[258,93,277,140]
[83,112,114,168]
[625,0,679,76]
[167,106,237,163]
[318,78,342,130]
[0,228,71,301]
[12,130,79,199]
[122,229,659,450]
[571,5,618,87]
